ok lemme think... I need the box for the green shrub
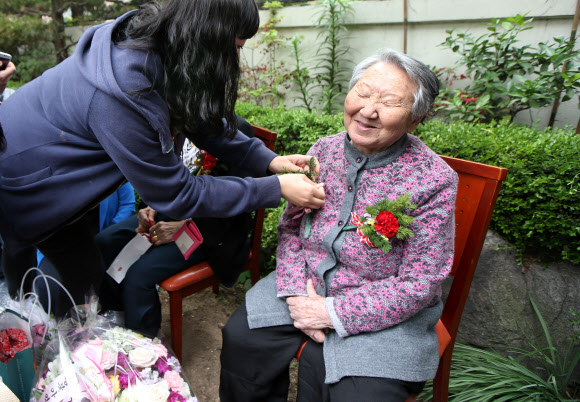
[260,202,287,275]
[416,119,580,265]
[236,101,344,155]
[237,103,580,267]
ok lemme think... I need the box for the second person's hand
[278,174,325,209]
[149,220,185,246]
[0,61,16,94]
[135,207,157,233]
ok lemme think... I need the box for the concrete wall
[248,0,578,128]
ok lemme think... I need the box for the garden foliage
[236,101,344,156]
[236,102,580,272]
[259,200,288,275]
[238,1,294,108]
[417,118,580,265]
[418,295,580,401]
[0,0,137,83]
[435,14,580,125]
[239,0,353,113]
[310,0,354,114]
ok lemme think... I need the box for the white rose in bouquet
[179,383,192,399]
[140,380,171,402]
[128,346,159,368]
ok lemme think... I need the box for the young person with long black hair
[0,0,325,314]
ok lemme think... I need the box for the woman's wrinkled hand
[135,207,157,234]
[278,174,325,209]
[301,328,327,343]
[149,220,185,246]
[287,279,333,333]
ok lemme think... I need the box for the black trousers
[95,213,206,337]
[220,303,425,402]
[1,209,104,317]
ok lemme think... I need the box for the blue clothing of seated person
[95,116,256,338]
[35,182,136,314]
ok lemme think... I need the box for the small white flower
[168,356,181,373]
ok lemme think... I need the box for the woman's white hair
[349,49,439,122]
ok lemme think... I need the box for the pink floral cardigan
[246,132,458,383]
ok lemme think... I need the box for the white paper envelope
[106,234,152,284]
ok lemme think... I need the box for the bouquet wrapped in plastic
[0,269,59,401]
[0,306,35,402]
[30,296,196,402]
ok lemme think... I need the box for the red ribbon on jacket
[350,212,376,248]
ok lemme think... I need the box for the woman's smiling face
[344,62,420,155]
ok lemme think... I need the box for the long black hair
[118,0,259,138]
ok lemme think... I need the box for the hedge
[417,119,580,265]
[236,102,580,268]
[236,102,344,155]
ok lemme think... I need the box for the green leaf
[562,87,575,102]
[501,21,514,30]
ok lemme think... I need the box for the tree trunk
[71,4,84,20]
[51,0,68,63]
[548,0,580,128]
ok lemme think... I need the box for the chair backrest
[251,125,278,153]
[247,125,278,284]
[438,155,508,351]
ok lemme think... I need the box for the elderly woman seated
[219,49,459,401]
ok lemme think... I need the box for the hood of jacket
[75,10,173,154]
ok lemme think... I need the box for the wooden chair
[426,155,507,401]
[159,125,278,360]
[295,155,508,402]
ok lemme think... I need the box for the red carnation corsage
[343,194,417,254]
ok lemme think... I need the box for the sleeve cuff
[256,148,278,176]
[326,297,348,338]
[252,175,281,208]
[277,292,308,299]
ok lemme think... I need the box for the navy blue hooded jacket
[0,11,280,250]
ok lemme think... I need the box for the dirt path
[159,285,298,402]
